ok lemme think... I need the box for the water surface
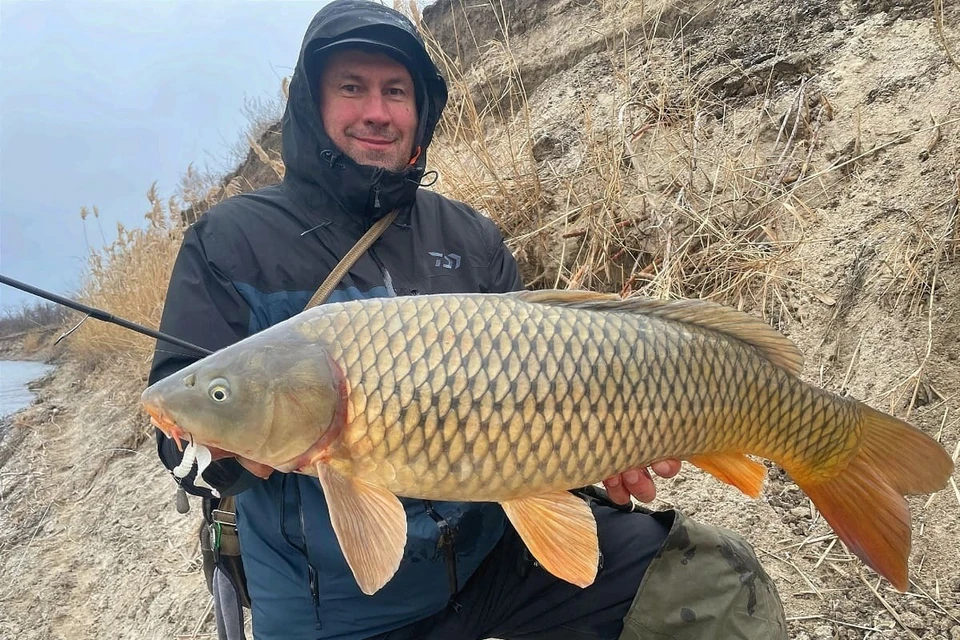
[1,360,54,420]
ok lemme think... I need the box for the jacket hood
[280,0,448,221]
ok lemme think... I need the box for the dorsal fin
[512,290,621,305]
[509,289,804,376]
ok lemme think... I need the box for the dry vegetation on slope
[1,0,958,637]
[415,1,960,637]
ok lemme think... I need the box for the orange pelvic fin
[500,491,599,588]
[793,404,953,592]
[315,463,407,596]
[688,452,767,498]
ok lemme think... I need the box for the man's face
[318,48,418,172]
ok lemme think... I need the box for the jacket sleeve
[148,220,260,498]
[484,225,526,293]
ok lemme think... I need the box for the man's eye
[341,84,359,93]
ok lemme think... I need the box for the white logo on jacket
[428,252,461,269]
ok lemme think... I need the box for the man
[149,1,788,639]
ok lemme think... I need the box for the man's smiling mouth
[352,135,397,147]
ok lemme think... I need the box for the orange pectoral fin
[316,463,407,596]
[500,491,599,588]
[688,452,767,498]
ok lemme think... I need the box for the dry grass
[218,86,288,173]
[949,167,960,260]
[869,121,960,315]
[67,185,189,369]
[415,5,546,241]
[408,1,827,326]
[65,105,286,372]
[934,0,960,75]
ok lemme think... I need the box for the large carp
[141,290,953,595]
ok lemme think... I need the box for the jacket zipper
[369,168,383,214]
[279,475,322,627]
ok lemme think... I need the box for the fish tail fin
[793,404,953,591]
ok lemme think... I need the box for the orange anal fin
[500,491,599,588]
[688,452,767,498]
[316,463,407,596]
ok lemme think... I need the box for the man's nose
[361,94,391,126]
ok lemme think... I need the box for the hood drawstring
[404,168,436,188]
[416,170,439,188]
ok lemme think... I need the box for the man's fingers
[602,474,632,505]
[622,467,656,503]
[238,456,275,479]
[603,460,682,505]
[651,458,682,478]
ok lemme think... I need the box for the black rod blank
[0,273,212,357]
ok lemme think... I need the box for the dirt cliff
[419,1,960,636]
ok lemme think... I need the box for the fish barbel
[141,290,953,596]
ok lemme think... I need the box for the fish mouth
[143,403,189,452]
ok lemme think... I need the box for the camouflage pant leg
[619,510,787,640]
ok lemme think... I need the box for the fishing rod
[0,273,212,357]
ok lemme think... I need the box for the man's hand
[238,457,275,479]
[206,445,275,479]
[603,459,681,504]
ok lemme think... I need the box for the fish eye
[207,378,231,402]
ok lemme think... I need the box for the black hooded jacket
[148,2,523,638]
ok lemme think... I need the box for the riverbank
[0,322,227,637]
[0,330,58,363]
[0,358,225,639]
[0,333,63,450]
[0,360,56,443]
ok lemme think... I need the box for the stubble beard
[352,147,409,173]
[342,124,412,173]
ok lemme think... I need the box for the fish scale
[303,294,831,500]
[141,289,954,596]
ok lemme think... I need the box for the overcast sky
[0,1,339,312]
